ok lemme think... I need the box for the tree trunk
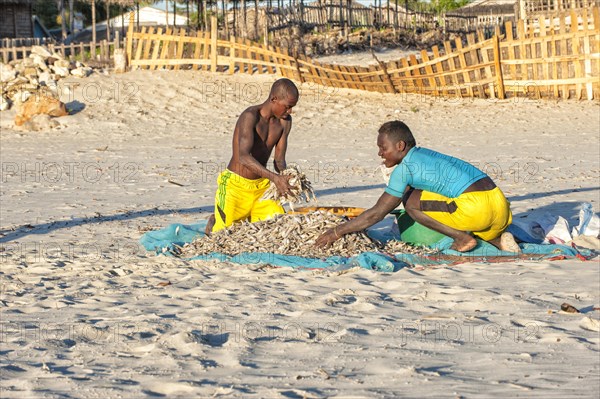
[166,0,170,27]
[106,0,111,42]
[197,0,201,29]
[92,0,96,45]
[60,0,67,40]
[242,0,247,38]
[68,0,74,33]
[254,0,258,40]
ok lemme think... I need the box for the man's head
[377,121,416,168]
[269,78,299,119]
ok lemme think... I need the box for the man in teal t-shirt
[316,120,519,253]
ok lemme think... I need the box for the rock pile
[0,45,93,113]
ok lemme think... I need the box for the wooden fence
[0,34,127,65]
[127,8,599,101]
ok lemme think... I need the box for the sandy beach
[1,68,599,398]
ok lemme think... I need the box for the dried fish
[261,166,316,210]
[178,211,435,259]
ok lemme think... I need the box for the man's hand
[272,174,293,197]
[315,228,339,247]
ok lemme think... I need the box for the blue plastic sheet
[139,220,595,272]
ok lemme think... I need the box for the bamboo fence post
[240,38,248,74]
[548,18,560,98]
[539,15,553,99]
[142,27,155,70]
[134,26,147,68]
[174,28,186,70]
[592,7,600,99]
[442,41,461,98]
[454,38,473,97]
[420,50,436,96]
[211,16,218,72]
[503,21,518,92]
[202,32,210,71]
[430,46,445,97]
[151,28,164,71]
[581,9,593,100]
[245,39,254,74]
[292,52,305,83]
[476,32,495,99]
[570,9,583,99]
[229,36,236,74]
[493,34,505,100]
[80,42,85,62]
[159,28,173,70]
[127,11,134,66]
[398,58,412,95]
[516,19,530,99]
[192,31,203,71]
[408,54,423,95]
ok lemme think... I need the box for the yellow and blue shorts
[212,169,284,232]
[420,187,512,241]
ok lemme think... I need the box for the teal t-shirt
[385,147,487,199]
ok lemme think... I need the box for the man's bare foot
[204,214,215,236]
[450,234,477,252]
[489,232,521,253]
[499,232,521,253]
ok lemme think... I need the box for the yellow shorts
[212,169,284,232]
[420,187,512,241]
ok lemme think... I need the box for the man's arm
[315,193,403,247]
[273,117,291,173]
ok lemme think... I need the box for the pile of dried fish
[261,166,316,210]
[178,211,434,259]
[382,240,436,256]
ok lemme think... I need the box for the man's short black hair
[378,121,416,148]
[270,78,299,99]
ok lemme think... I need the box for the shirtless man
[315,120,520,253]
[206,78,299,233]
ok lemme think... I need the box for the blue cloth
[139,220,407,272]
[385,147,487,199]
[139,220,595,271]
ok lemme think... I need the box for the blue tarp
[139,220,596,272]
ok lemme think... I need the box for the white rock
[71,67,92,78]
[54,59,71,69]
[51,65,70,78]
[30,46,53,59]
[31,54,50,71]
[19,58,35,68]
[0,96,10,111]
[51,52,65,61]
[0,64,17,83]
[11,90,31,104]
[37,71,52,85]
[42,81,59,97]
